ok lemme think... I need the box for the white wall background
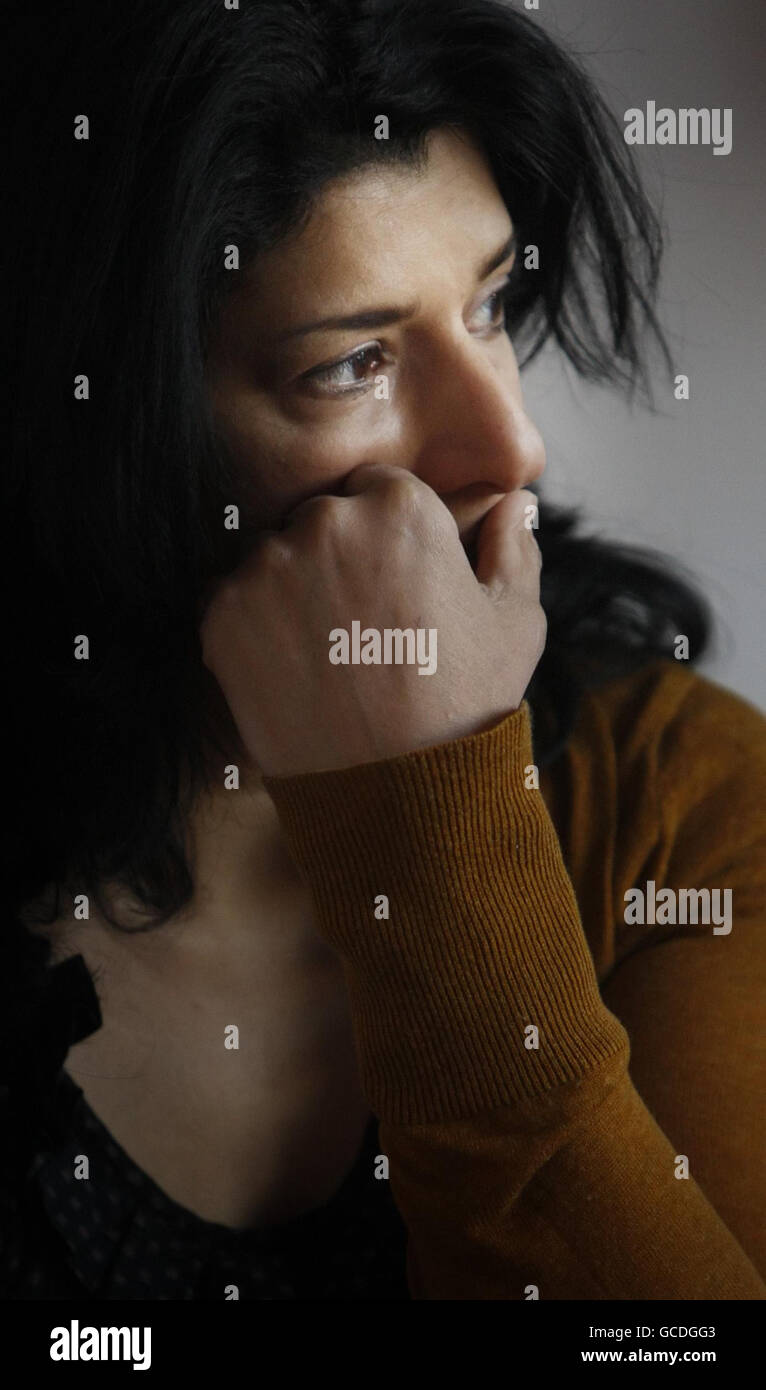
[520,0,765,710]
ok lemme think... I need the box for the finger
[280,466,406,532]
[339,461,424,498]
[282,489,346,530]
[474,489,541,595]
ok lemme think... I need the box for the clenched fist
[199,464,545,777]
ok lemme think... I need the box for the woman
[3,0,764,1300]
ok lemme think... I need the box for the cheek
[303,398,408,466]
[221,392,411,525]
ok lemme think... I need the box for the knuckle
[248,532,292,576]
[208,576,240,614]
[383,471,423,506]
[290,493,339,528]
[385,476,438,539]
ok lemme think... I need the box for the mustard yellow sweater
[262,658,766,1300]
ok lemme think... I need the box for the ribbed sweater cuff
[262,702,629,1124]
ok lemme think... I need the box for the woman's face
[205,127,546,554]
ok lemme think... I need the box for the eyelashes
[305,343,385,390]
[477,283,514,328]
[301,280,520,397]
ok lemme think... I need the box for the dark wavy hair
[5,0,711,931]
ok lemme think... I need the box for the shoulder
[584,660,766,922]
[574,657,766,803]
[540,660,766,962]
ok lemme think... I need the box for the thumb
[474,489,540,594]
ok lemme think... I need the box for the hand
[199,464,546,777]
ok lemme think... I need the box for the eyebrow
[274,230,516,342]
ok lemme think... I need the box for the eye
[301,343,384,395]
[297,279,517,399]
[472,280,513,333]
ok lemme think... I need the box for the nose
[412,335,546,499]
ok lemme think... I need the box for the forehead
[241,127,512,308]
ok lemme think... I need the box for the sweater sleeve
[261,698,766,1300]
